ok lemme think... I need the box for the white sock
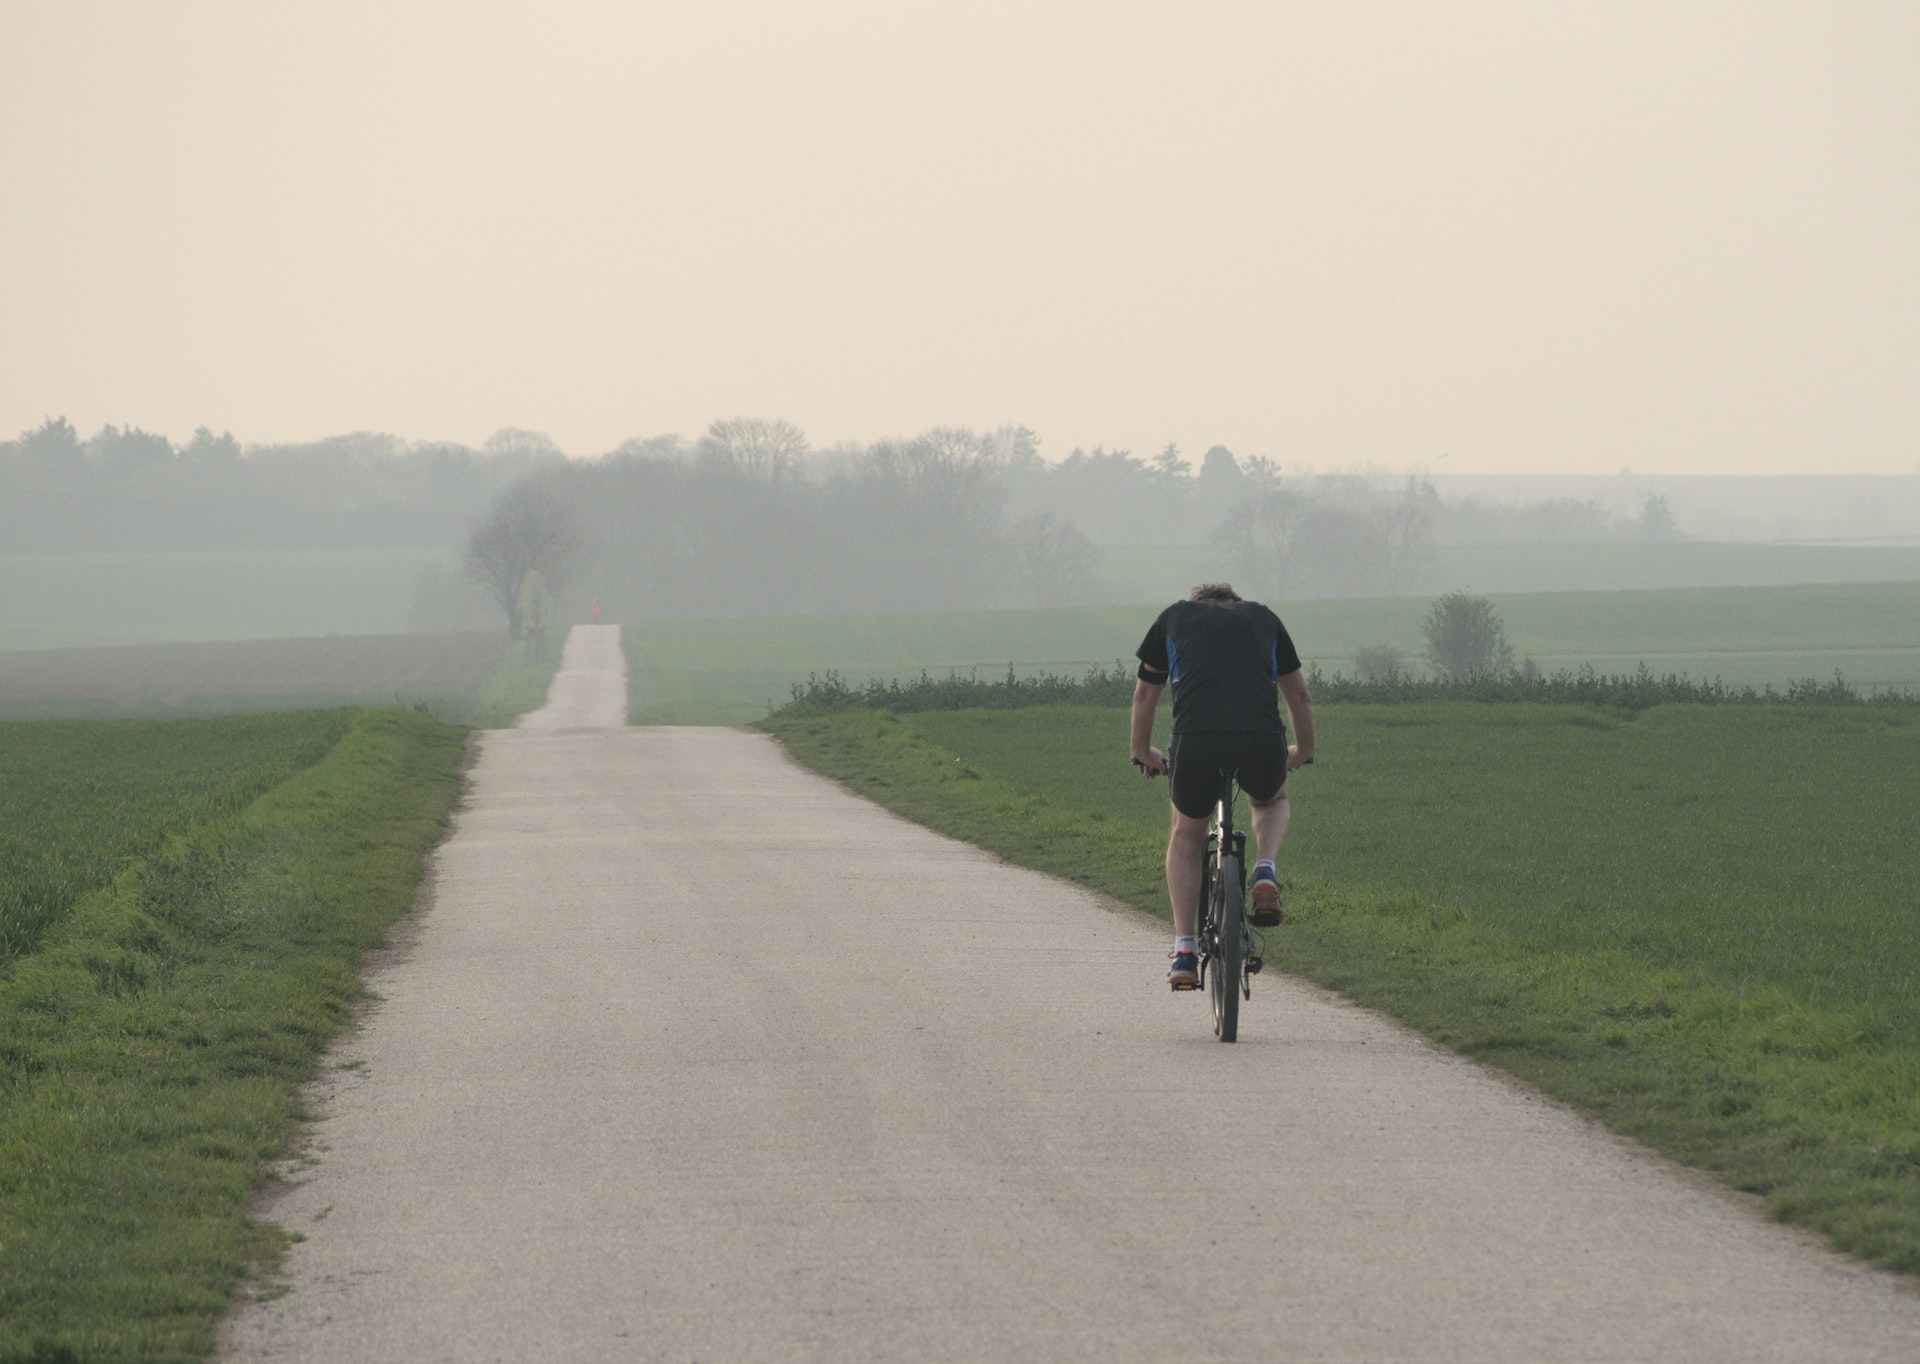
[1175,936,1198,955]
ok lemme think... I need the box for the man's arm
[1130,676,1167,776]
[1279,668,1315,769]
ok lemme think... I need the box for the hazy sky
[4,2,1917,475]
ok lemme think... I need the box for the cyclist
[1130,582,1315,989]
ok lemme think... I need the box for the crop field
[764,699,1920,1273]
[627,581,1920,724]
[0,708,467,1358]
[0,712,353,963]
[1099,539,1920,602]
[0,549,459,652]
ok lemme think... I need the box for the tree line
[5,413,1687,628]
[462,420,1471,627]
[0,418,561,553]
[462,421,1708,628]
[464,421,1098,628]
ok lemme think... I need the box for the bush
[1424,591,1515,681]
[780,664,1137,716]
[769,661,1919,719]
[1304,663,1916,710]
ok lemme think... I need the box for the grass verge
[0,708,467,1361]
[440,627,568,727]
[762,702,1920,1276]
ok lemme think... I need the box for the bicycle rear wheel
[1211,854,1244,1042]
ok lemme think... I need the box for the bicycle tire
[1212,853,1244,1042]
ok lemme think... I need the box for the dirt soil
[0,632,509,710]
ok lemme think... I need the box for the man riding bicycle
[1130,582,1315,989]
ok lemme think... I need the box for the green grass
[1429,540,1920,593]
[629,582,1920,725]
[625,605,1157,724]
[1099,540,1920,602]
[0,709,467,1361]
[0,550,456,651]
[434,627,568,728]
[0,713,354,965]
[763,701,1920,1274]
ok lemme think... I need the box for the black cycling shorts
[1167,730,1288,820]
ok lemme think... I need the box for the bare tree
[697,417,809,481]
[1214,487,1299,598]
[484,428,565,460]
[1288,504,1391,597]
[1378,477,1440,593]
[1008,512,1106,606]
[844,429,1011,608]
[463,481,581,639]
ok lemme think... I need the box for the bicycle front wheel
[1211,855,1243,1042]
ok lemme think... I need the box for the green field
[0,710,467,1358]
[0,550,459,651]
[0,712,353,962]
[1099,539,1920,601]
[627,581,1920,724]
[765,699,1920,1273]
[455,632,570,727]
[10,541,1913,670]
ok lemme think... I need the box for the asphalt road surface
[222,625,1920,1361]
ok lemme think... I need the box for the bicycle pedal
[1170,980,1200,992]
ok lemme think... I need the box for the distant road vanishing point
[221,623,1920,1361]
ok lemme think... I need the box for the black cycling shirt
[1136,599,1302,736]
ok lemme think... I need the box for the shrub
[1424,591,1515,681]
[780,663,1138,717]
[770,661,1917,719]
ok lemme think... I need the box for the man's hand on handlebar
[1131,747,1168,779]
[1287,746,1315,771]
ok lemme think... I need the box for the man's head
[1188,582,1242,603]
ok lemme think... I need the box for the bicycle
[1196,770,1260,1042]
[1140,747,1308,1041]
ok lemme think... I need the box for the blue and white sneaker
[1250,862,1283,927]
[1167,950,1200,991]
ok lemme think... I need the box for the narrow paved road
[223,625,1920,1361]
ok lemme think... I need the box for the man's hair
[1188,582,1242,603]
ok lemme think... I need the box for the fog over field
[4,418,1919,650]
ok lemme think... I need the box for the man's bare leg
[1165,810,1209,939]
[1249,788,1290,867]
[1247,787,1291,923]
[1171,790,1289,934]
